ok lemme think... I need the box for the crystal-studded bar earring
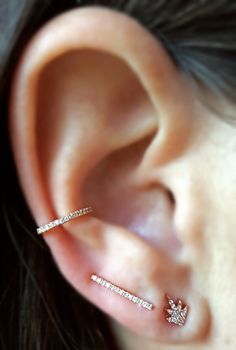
[165,294,188,326]
[91,274,153,311]
[36,206,93,234]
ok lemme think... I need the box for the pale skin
[9,7,236,350]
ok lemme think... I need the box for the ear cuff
[36,206,93,234]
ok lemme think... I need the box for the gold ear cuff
[36,206,93,234]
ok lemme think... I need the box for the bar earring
[91,274,153,311]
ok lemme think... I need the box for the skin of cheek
[207,156,236,344]
[188,110,236,346]
[112,108,236,350]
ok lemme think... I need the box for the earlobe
[9,7,209,344]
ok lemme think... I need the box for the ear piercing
[91,274,153,311]
[91,275,189,325]
[38,205,189,325]
[165,295,188,326]
[36,206,93,234]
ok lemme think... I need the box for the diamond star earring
[165,294,188,326]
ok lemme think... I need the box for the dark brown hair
[1,1,236,349]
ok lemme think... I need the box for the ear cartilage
[36,207,93,235]
[91,274,153,311]
[165,295,188,326]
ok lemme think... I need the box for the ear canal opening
[81,133,156,220]
[81,133,181,256]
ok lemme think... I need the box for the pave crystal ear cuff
[91,274,153,311]
[165,294,188,326]
[36,206,93,234]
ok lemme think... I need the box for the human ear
[9,7,209,344]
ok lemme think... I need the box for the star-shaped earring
[165,295,188,326]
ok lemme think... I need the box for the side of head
[2,1,236,349]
